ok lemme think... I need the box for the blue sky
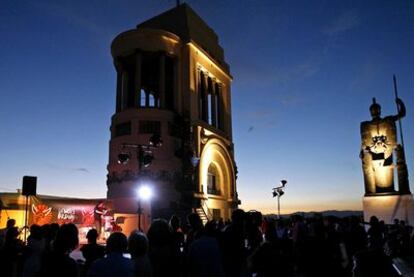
[1,0,413,213]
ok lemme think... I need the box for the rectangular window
[207,173,220,195]
[212,209,221,220]
[139,121,161,134]
[208,94,213,125]
[114,122,131,137]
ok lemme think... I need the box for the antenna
[393,74,405,148]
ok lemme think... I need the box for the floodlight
[118,153,130,164]
[137,185,152,201]
[149,134,163,147]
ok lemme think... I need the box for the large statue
[360,97,409,195]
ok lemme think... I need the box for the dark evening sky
[1,0,413,213]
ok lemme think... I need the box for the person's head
[54,223,79,254]
[370,98,381,119]
[29,224,42,240]
[106,232,128,254]
[369,216,379,226]
[5,227,19,242]
[6,218,16,229]
[187,213,202,230]
[49,223,60,239]
[86,229,99,243]
[231,209,246,226]
[169,215,180,231]
[147,219,172,247]
[128,230,149,258]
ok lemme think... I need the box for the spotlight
[139,149,154,168]
[118,153,130,164]
[149,134,162,147]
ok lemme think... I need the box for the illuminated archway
[199,138,235,199]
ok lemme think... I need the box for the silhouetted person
[0,218,16,246]
[248,240,294,277]
[80,229,104,275]
[169,215,185,253]
[188,221,225,277]
[22,224,46,277]
[342,216,367,274]
[220,209,248,277]
[245,211,263,253]
[367,216,384,249]
[291,215,307,274]
[186,213,203,249]
[128,230,152,277]
[0,226,24,277]
[147,219,180,277]
[88,232,134,277]
[37,223,79,277]
[399,220,411,256]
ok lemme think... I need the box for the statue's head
[370,98,381,119]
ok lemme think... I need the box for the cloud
[73,168,90,173]
[324,10,360,36]
[45,164,90,174]
[350,58,383,90]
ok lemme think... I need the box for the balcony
[207,187,221,195]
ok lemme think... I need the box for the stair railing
[200,199,212,221]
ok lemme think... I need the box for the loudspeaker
[22,176,37,196]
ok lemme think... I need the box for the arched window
[207,164,220,195]
[140,89,146,107]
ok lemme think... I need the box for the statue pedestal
[363,194,414,225]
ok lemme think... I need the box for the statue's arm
[397,98,406,118]
[389,98,406,121]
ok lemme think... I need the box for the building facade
[106,4,238,224]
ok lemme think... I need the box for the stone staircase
[195,207,209,225]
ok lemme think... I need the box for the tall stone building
[106,4,238,226]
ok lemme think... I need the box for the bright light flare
[137,185,152,201]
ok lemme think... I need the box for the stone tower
[107,4,238,226]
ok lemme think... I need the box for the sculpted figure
[360,98,406,195]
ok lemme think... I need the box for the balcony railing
[207,187,221,195]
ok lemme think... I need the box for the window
[198,70,221,129]
[140,89,146,107]
[207,164,220,195]
[139,121,161,134]
[114,122,131,137]
[212,209,221,220]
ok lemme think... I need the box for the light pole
[136,185,152,231]
[272,180,287,219]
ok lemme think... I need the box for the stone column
[210,79,217,127]
[201,72,208,122]
[216,83,224,130]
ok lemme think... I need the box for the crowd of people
[0,210,412,277]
